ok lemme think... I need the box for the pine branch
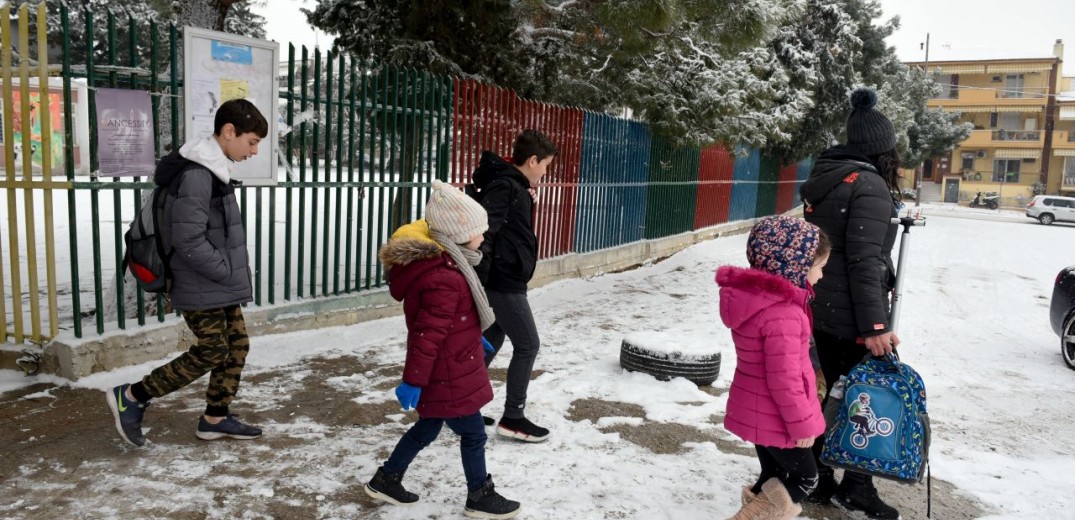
[532,0,580,14]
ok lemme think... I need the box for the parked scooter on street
[970,191,1000,210]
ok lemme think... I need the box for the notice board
[183,26,278,185]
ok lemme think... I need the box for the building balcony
[962,129,1045,148]
[1052,131,1075,149]
[931,87,1049,108]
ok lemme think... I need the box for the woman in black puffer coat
[798,88,903,520]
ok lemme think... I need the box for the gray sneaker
[105,384,148,447]
[195,414,262,440]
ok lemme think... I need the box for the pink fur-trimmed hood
[716,266,812,331]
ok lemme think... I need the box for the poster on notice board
[183,26,278,185]
[94,87,156,177]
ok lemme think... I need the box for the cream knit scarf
[430,230,495,331]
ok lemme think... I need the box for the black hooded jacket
[799,145,899,340]
[471,151,536,293]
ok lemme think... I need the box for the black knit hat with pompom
[845,87,896,156]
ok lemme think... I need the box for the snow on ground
[2,202,1074,519]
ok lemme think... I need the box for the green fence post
[297,45,307,299]
[311,47,320,297]
[61,4,82,337]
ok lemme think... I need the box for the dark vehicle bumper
[1051,266,1075,336]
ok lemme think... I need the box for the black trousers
[751,445,818,503]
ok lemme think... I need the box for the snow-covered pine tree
[763,0,862,163]
[173,0,265,37]
[304,0,521,83]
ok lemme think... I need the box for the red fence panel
[776,163,800,213]
[451,80,583,259]
[693,143,735,229]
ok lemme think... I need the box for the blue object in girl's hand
[482,336,494,353]
[395,382,421,410]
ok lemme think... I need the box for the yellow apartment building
[905,40,1075,207]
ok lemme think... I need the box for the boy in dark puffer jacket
[106,99,267,447]
[364,181,521,520]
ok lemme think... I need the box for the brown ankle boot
[760,478,802,520]
[726,487,776,520]
[741,485,756,506]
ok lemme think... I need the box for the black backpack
[123,183,175,293]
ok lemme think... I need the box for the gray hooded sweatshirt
[154,136,252,311]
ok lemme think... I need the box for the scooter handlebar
[891,217,926,227]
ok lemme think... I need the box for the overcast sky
[255,1,1075,70]
[252,0,334,54]
[876,0,1075,66]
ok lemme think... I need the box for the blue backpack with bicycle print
[820,354,930,483]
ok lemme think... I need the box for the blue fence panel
[795,158,814,207]
[575,113,650,253]
[729,147,760,221]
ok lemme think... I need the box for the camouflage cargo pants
[140,305,250,407]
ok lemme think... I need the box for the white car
[1026,195,1075,225]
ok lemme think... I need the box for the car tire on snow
[619,339,721,386]
[1062,311,1075,371]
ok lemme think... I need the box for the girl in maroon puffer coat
[717,215,830,520]
[364,181,521,520]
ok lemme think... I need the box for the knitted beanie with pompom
[845,87,896,156]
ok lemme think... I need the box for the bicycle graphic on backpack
[847,393,894,449]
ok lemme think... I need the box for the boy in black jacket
[471,129,557,442]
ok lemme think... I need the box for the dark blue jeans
[382,412,487,492]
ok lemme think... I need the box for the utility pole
[915,33,930,207]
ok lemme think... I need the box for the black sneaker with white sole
[464,475,520,519]
[105,384,148,447]
[195,414,262,440]
[364,468,419,505]
[496,417,549,443]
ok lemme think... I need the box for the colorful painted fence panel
[729,148,761,222]
[644,136,700,239]
[575,113,650,253]
[693,143,734,229]
[776,162,801,213]
[450,79,582,259]
[795,158,814,207]
[755,153,780,218]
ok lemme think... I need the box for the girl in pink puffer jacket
[716,215,830,520]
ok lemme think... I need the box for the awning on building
[994,149,1041,159]
[985,64,1053,74]
[938,105,1042,113]
[939,105,994,113]
[1053,149,1075,157]
[994,105,1043,113]
[1059,106,1075,120]
[933,65,987,74]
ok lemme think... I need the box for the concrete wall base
[30,216,764,381]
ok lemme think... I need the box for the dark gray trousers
[483,290,541,419]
